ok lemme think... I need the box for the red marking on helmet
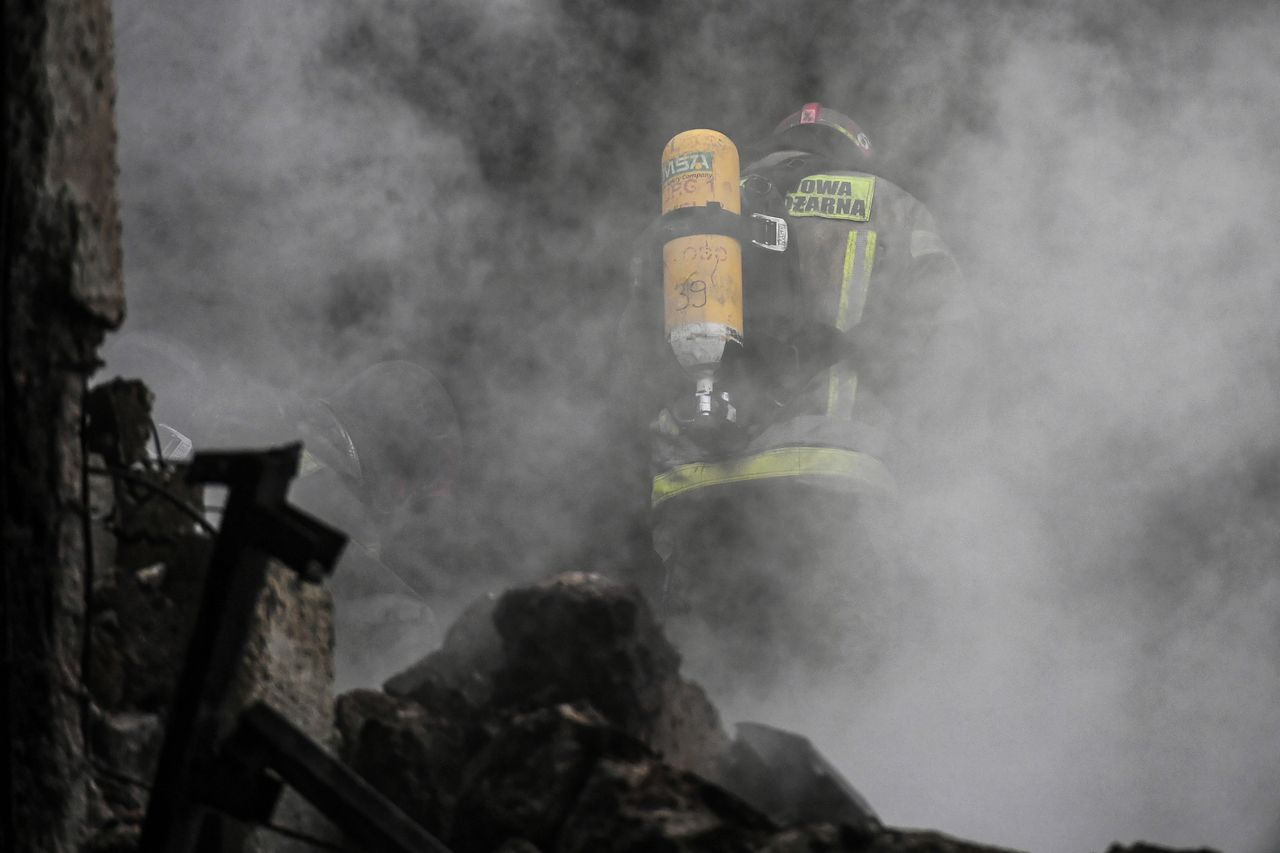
[800,102,821,124]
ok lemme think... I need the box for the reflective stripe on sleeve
[834,230,857,332]
[828,229,877,415]
[652,446,896,506]
[826,371,858,417]
[835,229,877,331]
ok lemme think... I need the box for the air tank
[660,129,743,421]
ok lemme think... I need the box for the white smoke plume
[107,1,1280,850]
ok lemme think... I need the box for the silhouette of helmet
[305,361,461,516]
[754,102,874,169]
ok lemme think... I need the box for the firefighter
[100,343,465,688]
[621,104,971,690]
[292,360,462,587]
[287,360,465,688]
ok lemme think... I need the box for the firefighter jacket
[620,149,968,519]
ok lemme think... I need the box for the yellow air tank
[660,129,743,420]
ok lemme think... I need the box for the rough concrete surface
[3,0,124,848]
[337,571,1200,853]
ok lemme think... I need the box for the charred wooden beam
[139,445,344,853]
[212,701,453,853]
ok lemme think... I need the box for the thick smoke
[108,1,1280,851]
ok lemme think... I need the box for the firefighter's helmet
[752,102,874,169]
[305,361,461,516]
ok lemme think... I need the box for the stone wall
[4,6,337,850]
[2,0,125,849]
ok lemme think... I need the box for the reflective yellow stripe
[834,230,860,331]
[652,446,896,506]
[854,230,876,324]
[828,229,877,415]
[827,371,858,416]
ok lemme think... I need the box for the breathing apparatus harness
[643,150,857,449]
[742,149,861,392]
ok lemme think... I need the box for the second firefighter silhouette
[622,103,970,688]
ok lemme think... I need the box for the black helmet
[751,102,874,169]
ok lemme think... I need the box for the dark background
[103,2,1280,850]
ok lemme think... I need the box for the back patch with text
[785,174,875,222]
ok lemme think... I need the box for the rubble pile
[82,380,215,850]
[337,572,1014,853]
[81,381,336,852]
[72,385,1225,853]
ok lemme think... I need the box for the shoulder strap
[738,152,839,341]
[742,151,836,196]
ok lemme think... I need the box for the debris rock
[488,572,731,775]
[385,573,730,777]
[449,702,652,852]
[488,572,682,723]
[335,688,470,838]
[653,677,734,781]
[78,381,343,851]
[87,533,213,711]
[228,559,335,744]
[346,572,1216,853]
[233,560,339,853]
[556,753,776,853]
[716,722,880,835]
[88,709,164,815]
[384,591,504,713]
[85,378,156,469]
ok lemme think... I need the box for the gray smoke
[744,6,1280,851]
[108,1,1280,851]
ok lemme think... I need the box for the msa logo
[662,152,715,182]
